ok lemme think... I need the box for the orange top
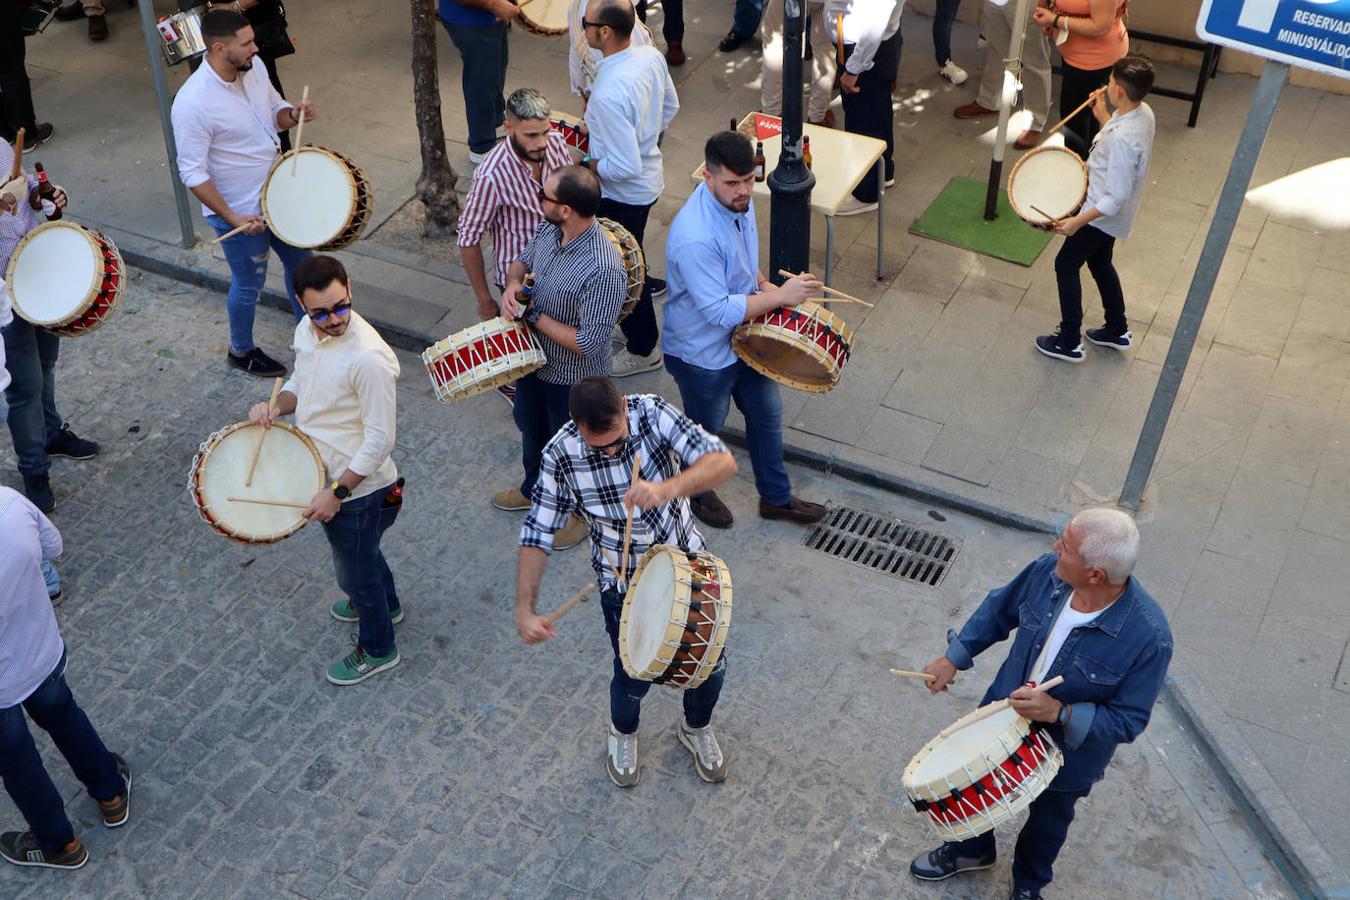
[1055,0,1129,71]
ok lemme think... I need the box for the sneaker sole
[1085,335,1132,351]
[1,851,89,870]
[606,759,640,788]
[910,860,997,882]
[491,501,531,512]
[330,608,405,625]
[326,654,400,686]
[1034,345,1085,364]
[45,450,98,460]
[104,767,132,828]
[677,728,728,783]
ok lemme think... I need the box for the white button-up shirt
[568,0,652,98]
[1083,103,1155,240]
[281,311,400,500]
[0,486,65,708]
[171,55,291,218]
[823,0,903,75]
[584,45,679,206]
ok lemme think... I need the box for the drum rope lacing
[776,307,853,360]
[650,554,728,686]
[912,723,1056,836]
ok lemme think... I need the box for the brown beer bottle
[30,163,62,221]
[754,142,766,182]
[803,136,813,170]
[729,116,738,132]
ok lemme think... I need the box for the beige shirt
[282,311,399,500]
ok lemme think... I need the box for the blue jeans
[664,354,792,506]
[42,560,60,598]
[321,486,402,658]
[2,317,62,478]
[933,0,962,65]
[601,589,725,733]
[732,0,763,37]
[0,649,122,855]
[442,19,508,154]
[205,214,309,355]
[513,372,573,499]
[953,786,1091,893]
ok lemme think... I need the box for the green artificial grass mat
[909,176,1053,266]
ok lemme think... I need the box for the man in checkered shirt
[515,376,737,788]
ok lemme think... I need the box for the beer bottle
[30,163,62,221]
[754,142,766,182]
[729,116,738,132]
[803,136,813,170]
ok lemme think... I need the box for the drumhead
[518,0,569,32]
[625,549,677,671]
[7,223,100,326]
[263,149,357,248]
[910,706,1021,785]
[1008,147,1088,223]
[195,422,326,542]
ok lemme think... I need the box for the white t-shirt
[1029,592,1113,683]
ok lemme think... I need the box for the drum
[189,421,327,544]
[598,217,646,323]
[155,7,208,66]
[261,147,373,250]
[422,316,546,405]
[518,0,569,35]
[732,300,854,393]
[620,546,733,690]
[550,112,589,154]
[6,222,126,338]
[1007,146,1088,227]
[902,707,1063,841]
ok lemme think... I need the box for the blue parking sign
[1197,0,1350,79]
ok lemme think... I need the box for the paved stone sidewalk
[0,272,1292,899]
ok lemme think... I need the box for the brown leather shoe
[954,101,997,119]
[88,13,108,41]
[758,496,828,524]
[690,491,733,529]
[665,42,686,66]
[1014,129,1042,150]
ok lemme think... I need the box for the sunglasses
[587,434,630,456]
[581,18,608,29]
[307,300,352,323]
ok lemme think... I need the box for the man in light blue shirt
[1035,56,1157,364]
[661,131,829,529]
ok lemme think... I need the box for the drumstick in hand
[938,675,1065,738]
[291,85,310,175]
[1030,205,1060,225]
[212,223,250,243]
[227,496,308,509]
[544,582,593,626]
[618,453,642,591]
[776,269,876,308]
[245,377,283,487]
[8,129,22,180]
[890,668,947,684]
[1038,87,1106,145]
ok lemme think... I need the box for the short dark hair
[1111,56,1155,102]
[201,8,250,45]
[704,131,755,177]
[569,377,624,432]
[593,0,635,38]
[550,165,601,218]
[292,255,349,299]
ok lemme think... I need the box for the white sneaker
[607,726,640,787]
[611,347,663,378]
[836,196,879,217]
[469,149,488,166]
[678,721,729,783]
[939,60,968,85]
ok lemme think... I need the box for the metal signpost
[1120,0,1350,509]
[984,0,1035,220]
[137,0,198,249]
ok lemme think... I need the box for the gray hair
[506,88,551,122]
[1070,508,1140,584]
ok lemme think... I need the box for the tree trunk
[411,0,460,237]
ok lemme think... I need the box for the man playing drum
[493,165,625,551]
[1,139,99,514]
[912,508,1172,899]
[662,131,828,530]
[171,8,316,379]
[247,256,405,687]
[515,376,738,787]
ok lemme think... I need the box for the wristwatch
[523,303,543,326]
[1057,702,1071,726]
[330,480,350,500]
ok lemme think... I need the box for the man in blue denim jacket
[911,508,1172,900]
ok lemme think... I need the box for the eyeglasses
[538,188,563,205]
[307,300,352,323]
[586,434,630,456]
[581,18,607,29]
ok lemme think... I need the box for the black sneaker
[1085,327,1133,351]
[22,124,55,153]
[718,29,751,52]
[647,277,667,300]
[23,474,55,513]
[227,348,287,378]
[909,842,997,881]
[1034,333,1085,363]
[0,832,88,870]
[99,754,131,828]
[46,424,99,460]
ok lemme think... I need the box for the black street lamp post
[767,0,815,284]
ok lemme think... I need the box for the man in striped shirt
[492,166,626,551]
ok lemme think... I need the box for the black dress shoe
[55,0,84,21]
[227,348,287,378]
[45,424,100,460]
[690,491,733,529]
[88,13,109,40]
[21,124,55,153]
[23,474,56,514]
[758,496,827,524]
[910,842,997,881]
[718,30,751,52]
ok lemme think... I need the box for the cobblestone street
[1,272,1292,899]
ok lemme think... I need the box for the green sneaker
[0,832,88,870]
[329,599,404,625]
[326,643,400,686]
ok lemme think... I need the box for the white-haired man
[912,508,1172,900]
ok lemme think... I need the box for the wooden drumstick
[1038,87,1106,145]
[244,377,284,487]
[9,129,23,180]
[938,675,1065,739]
[290,85,310,175]
[1030,204,1060,223]
[212,223,250,243]
[890,668,938,683]
[227,496,308,509]
[618,453,642,590]
[836,13,845,65]
[544,582,593,626]
[777,269,876,308]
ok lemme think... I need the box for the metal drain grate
[803,506,961,586]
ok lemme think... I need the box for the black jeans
[1059,61,1113,149]
[0,0,38,138]
[1056,223,1125,342]
[596,197,660,358]
[953,786,1091,894]
[442,19,509,154]
[513,372,572,498]
[841,31,901,203]
[636,0,684,43]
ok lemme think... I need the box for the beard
[543,208,564,226]
[719,194,751,214]
[510,134,546,162]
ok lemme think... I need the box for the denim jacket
[944,553,1173,791]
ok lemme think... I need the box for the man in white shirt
[581,0,679,378]
[247,256,404,687]
[0,486,131,871]
[171,8,316,380]
[569,0,654,100]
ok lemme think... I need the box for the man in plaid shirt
[516,377,737,787]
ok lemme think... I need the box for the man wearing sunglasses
[516,376,738,787]
[247,256,404,687]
